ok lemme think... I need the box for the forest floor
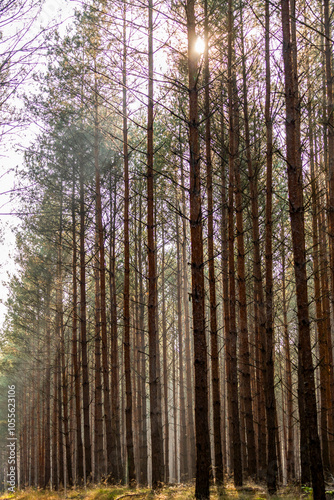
[0,482,327,500]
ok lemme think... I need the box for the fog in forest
[0,0,332,499]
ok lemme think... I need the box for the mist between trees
[0,0,333,499]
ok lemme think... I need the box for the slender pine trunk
[186,0,211,496]
[280,0,325,496]
[204,0,223,484]
[147,0,164,486]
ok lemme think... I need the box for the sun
[194,37,205,55]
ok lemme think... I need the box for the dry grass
[0,482,317,500]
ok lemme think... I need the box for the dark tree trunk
[56,188,72,487]
[123,3,136,483]
[93,66,115,482]
[173,332,178,483]
[264,1,278,492]
[319,204,333,473]
[137,191,148,485]
[219,96,228,474]
[109,180,123,482]
[147,0,164,486]
[57,353,64,488]
[94,232,104,482]
[44,281,51,488]
[324,0,334,472]
[227,0,242,486]
[219,92,232,474]
[281,222,295,481]
[79,152,92,483]
[176,212,188,481]
[239,11,257,480]
[180,152,196,480]
[308,70,330,475]
[204,0,223,484]
[162,224,169,484]
[280,0,325,497]
[186,0,211,496]
[52,363,58,490]
[72,175,84,485]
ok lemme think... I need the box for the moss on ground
[0,482,322,500]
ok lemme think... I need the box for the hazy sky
[0,0,76,327]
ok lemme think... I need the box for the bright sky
[0,0,76,327]
[0,1,218,328]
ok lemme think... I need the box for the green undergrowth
[0,482,326,500]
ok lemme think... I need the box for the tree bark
[180,149,196,480]
[186,0,211,496]
[264,1,277,492]
[137,189,148,485]
[79,148,92,483]
[52,362,58,490]
[44,280,51,488]
[280,0,325,496]
[109,180,124,482]
[239,11,257,480]
[204,0,223,484]
[227,0,242,486]
[219,95,228,474]
[72,173,84,485]
[94,230,104,482]
[147,0,164,486]
[281,222,295,482]
[123,3,136,483]
[323,0,334,472]
[176,212,188,481]
[162,224,169,484]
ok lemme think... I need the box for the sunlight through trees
[0,0,332,498]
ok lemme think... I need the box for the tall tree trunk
[219,95,228,474]
[94,230,104,482]
[264,0,277,492]
[123,3,136,484]
[161,224,169,484]
[137,189,148,485]
[319,202,334,473]
[52,361,58,490]
[227,0,242,486]
[109,180,123,482]
[176,212,188,481]
[280,0,325,496]
[80,150,92,483]
[61,336,72,487]
[72,174,84,485]
[180,149,196,480]
[252,187,267,481]
[133,214,140,481]
[308,69,330,475]
[44,281,51,488]
[186,0,211,496]
[239,10,257,481]
[57,351,64,488]
[56,187,72,487]
[323,0,334,472]
[31,373,36,486]
[36,310,41,488]
[204,0,223,484]
[93,66,116,482]
[173,330,178,483]
[147,0,164,487]
[324,0,334,305]
[281,222,295,481]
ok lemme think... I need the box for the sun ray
[194,37,205,54]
